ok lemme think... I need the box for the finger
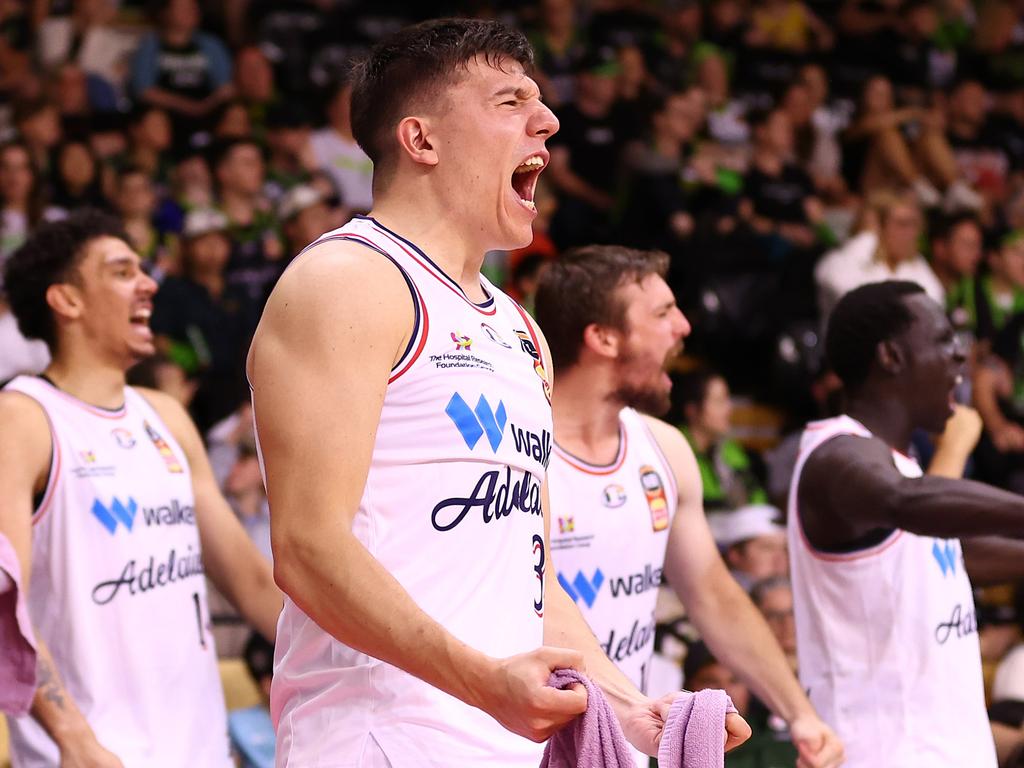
[724,713,752,752]
[535,683,588,717]
[795,734,826,766]
[538,646,586,674]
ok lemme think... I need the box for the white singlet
[3,375,230,768]
[260,216,554,767]
[788,415,996,768]
[548,408,678,768]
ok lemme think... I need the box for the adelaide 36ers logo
[515,328,552,404]
[640,465,669,531]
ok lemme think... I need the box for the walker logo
[510,424,552,468]
[91,496,138,534]
[450,331,472,351]
[559,569,604,608]
[446,393,506,452]
[932,540,958,577]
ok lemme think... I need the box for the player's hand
[619,692,752,756]
[938,404,983,454]
[790,711,845,768]
[479,646,588,743]
[59,734,125,768]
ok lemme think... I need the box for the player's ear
[582,323,619,359]
[876,339,904,376]
[46,281,84,322]
[395,116,438,168]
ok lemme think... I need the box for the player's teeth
[521,199,536,211]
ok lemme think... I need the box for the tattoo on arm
[36,654,66,709]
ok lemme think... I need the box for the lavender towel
[0,532,37,714]
[541,669,736,768]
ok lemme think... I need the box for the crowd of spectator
[8,0,1024,765]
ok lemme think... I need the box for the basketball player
[790,280,1024,767]
[247,18,748,767]
[534,245,844,768]
[0,210,281,767]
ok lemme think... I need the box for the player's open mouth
[129,307,151,326]
[512,154,545,212]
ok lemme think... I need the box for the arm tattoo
[36,655,66,709]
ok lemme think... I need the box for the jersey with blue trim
[788,415,995,768]
[547,408,678,768]
[3,375,230,768]
[260,216,554,767]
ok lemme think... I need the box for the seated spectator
[12,96,61,176]
[815,190,944,318]
[233,45,276,137]
[527,0,587,109]
[155,145,214,236]
[50,139,104,210]
[841,74,980,211]
[646,0,702,92]
[278,183,334,256]
[0,140,48,261]
[225,436,271,563]
[693,46,751,172]
[673,368,769,512]
[745,0,832,54]
[707,504,789,591]
[211,137,284,327]
[309,74,373,214]
[151,207,250,431]
[751,576,797,672]
[946,78,1020,210]
[973,306,1024,493]
[547,46,630,247]
[780,80,844,200]
[684,641,798,767]
[123,106,174,188]
[214,100,253,140]
[130,0,234,144]
[263,104,317,203]
[113,164,177,280]
[930,213,985,339]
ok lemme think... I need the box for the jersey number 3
[532,534,545,617]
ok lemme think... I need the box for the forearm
[886,477,1024,538]
[275,527,495,708]
[689,579,812,723]
[219,548,280,643]
[543,577,644,718]
[963,537,1024,586]
[141,87,204,113]
[31,641,94,750]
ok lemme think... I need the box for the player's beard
[610,348,672,416]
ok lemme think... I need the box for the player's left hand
[619,692,752,757]
[790,711,845,768]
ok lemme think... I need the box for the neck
[846,389,913,453]
[44,349,128,410]
[163,28,191,47]
[551,363,626,464]
[222,190,254,222]
[685,423,714,453]
[369,187,493,299]
[652,133,682,160]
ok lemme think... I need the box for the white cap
[278,184,323,221]
[707,504,785,549]
[182,207,229,239]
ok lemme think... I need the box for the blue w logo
[446,393,507,452]
[91,497,138,534]
[558,569,604,608]
[932,540,958,577]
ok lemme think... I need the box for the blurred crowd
[8,0,1024,764]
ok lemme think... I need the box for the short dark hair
[350,18,533,180]
[535,245,669,371]
[825,281,926,393]
[3,208,127,352]
[670,368,720,425]
[930,211,980,245]
[209,136,263,173]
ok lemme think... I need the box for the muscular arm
[0,393,122,766]
[137,388,281,643]
[799,434,1024,550]
[249,241,584,742]
[962,538,1024,586]
[648,417,843,768]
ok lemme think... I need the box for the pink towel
[541,669,736,768]
[0,533,37,715]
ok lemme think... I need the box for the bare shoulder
[638,413,695,466]
[133,387,200,447]
[0,389,54,482]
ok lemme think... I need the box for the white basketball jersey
[548,408,678,694]
[3,376,230,768]
[262,217,553,767]
[788,415,996,768]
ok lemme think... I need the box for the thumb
[538,646,586,674]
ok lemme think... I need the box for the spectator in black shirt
[152,207,248,431]
[547,46,628,247]
[947,79,1019,210]
[130,0,234,144]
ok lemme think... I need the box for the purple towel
[0,532,37,715]
[541,669,736,768]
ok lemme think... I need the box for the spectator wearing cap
[151,206,250,431]
[278,183,334,256]
[309,75,373,214]
[211,137,284,322]
[130,0,234,145]
[683,640,798,768]
[547,45,631,248]
[707,505,789,592]
[673,369,769,513]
